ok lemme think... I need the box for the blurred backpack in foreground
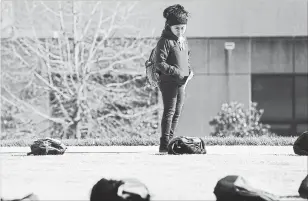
[298,174,308,199]
[167,136,206,155]
[293,131,308,155]
[90,178,151,201]
[1,193,39,201]
[27,138,67,156]
[214,175,279,201]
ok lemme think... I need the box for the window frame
[251,73,308,136]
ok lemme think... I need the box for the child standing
[155,4,193,153]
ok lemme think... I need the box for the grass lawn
[0,136,299,147]
[0,146,306,200]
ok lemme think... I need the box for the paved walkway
[0,145,298,155]
[1,145,306,200]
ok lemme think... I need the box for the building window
[295,76,308,121]
[269,124,293,136]
[251,74,308,136]
[251,75,293,121]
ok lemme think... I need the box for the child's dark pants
[158,77,187,152]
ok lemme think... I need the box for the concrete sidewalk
[0,145,297,155]
[1,146,305,200]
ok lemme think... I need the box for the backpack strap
[148,37,169,65]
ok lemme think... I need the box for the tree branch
[97,105,159,122]
[34,71,70,99]
[88,53,145,76]
[80,1,101,41]
[106,75,143,88]
[39,1,60,17]
[2,85,67,124]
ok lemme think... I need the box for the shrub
[209,102,274,137]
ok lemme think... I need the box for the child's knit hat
[163,4,190,26]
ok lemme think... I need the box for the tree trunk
[64,121,78,139]
[75,121,81,139]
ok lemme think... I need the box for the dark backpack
[145,47,160,88]
[90,178,151,201]
[299,174,308,199]
[27,138,67,156]
[167,136,207,155]
[213,175,279,201]
[293,131,308,156]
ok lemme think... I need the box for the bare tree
[1,0,159,139]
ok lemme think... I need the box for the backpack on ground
[167,136,207,155]
[27,137,67,156]
[145,47,160,88]
[90,178,151,201]
[293,131,308,156]
[298,174,308,199]
[213,175,279,201]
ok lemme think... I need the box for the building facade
[178,36,307,137]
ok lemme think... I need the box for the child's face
[170,24,187,37]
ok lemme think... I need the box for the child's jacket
[155,28,191,84]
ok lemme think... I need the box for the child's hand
[188,71,194,81]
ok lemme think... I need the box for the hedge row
[0,136,297,147]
